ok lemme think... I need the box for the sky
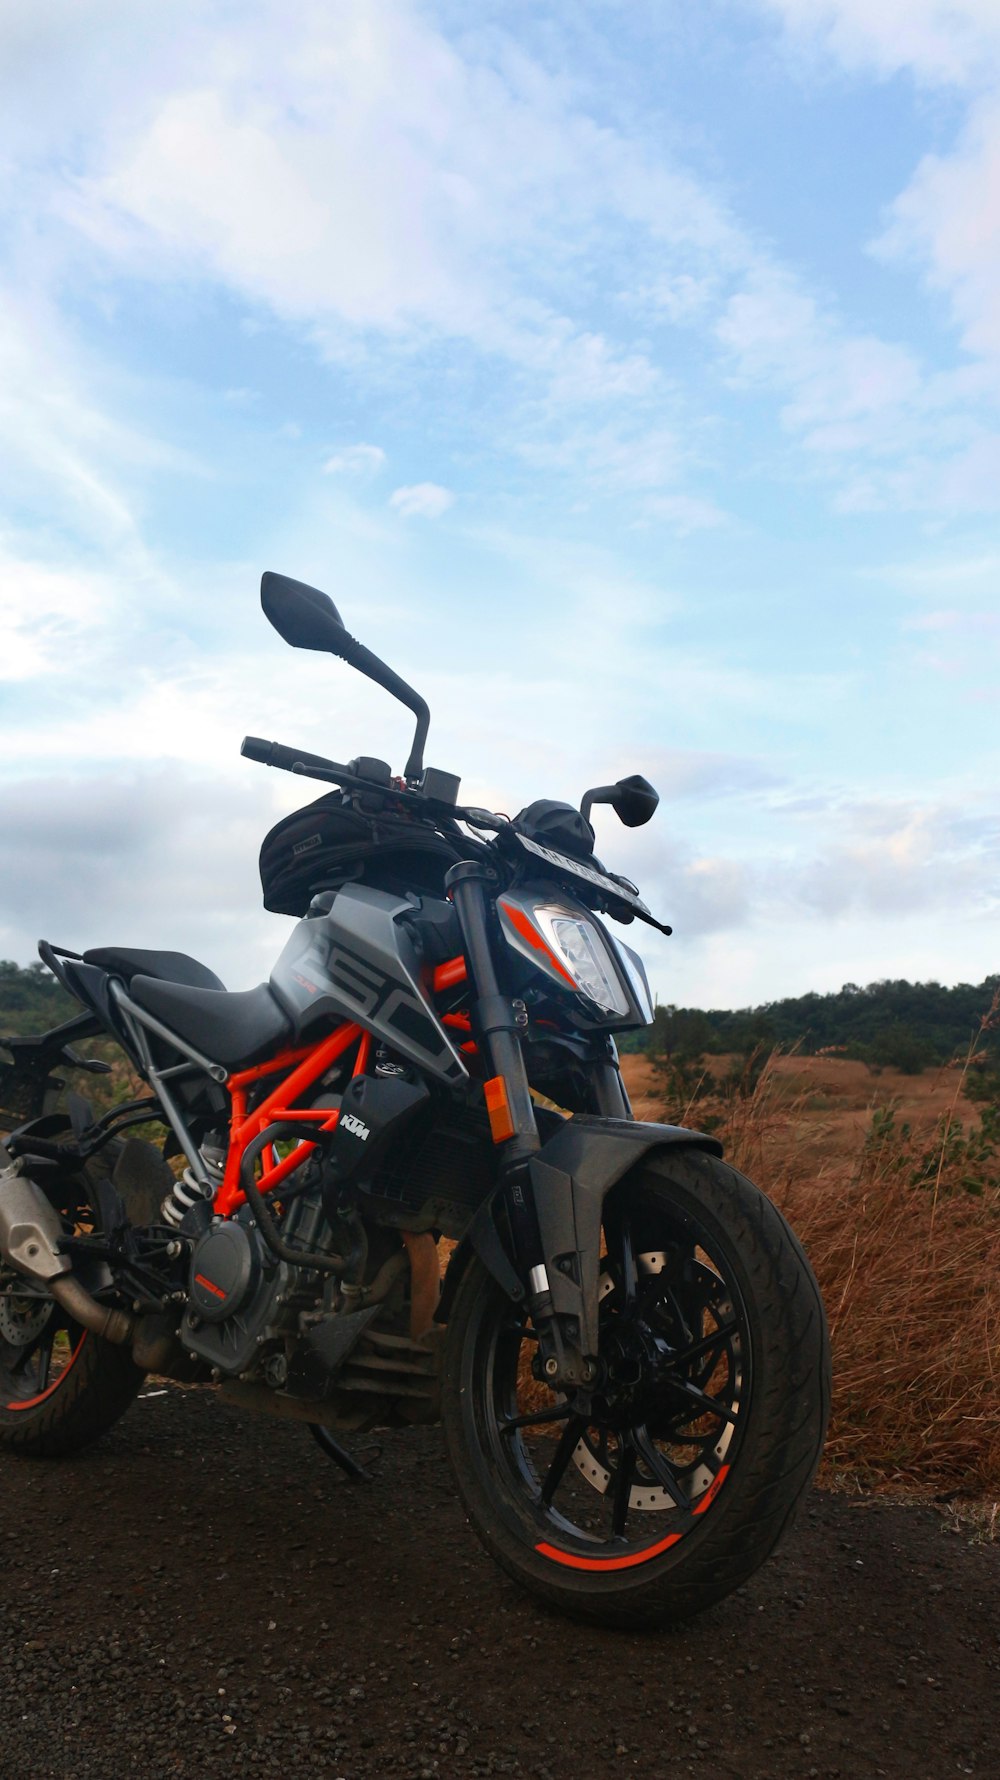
[1,0,997,1009]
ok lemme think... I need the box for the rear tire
[0,1150,145,1458]
[442,1150,830,1628]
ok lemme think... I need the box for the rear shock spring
[161,1138,226,1228]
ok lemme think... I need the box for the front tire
[442,1150,830,1628]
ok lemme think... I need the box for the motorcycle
[0,572,830,1628]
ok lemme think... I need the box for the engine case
[180,1214,292,1376]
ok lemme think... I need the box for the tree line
[0,960,76,1035]
[626,974,1000,1075]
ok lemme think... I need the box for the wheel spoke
[611,1435,636,1537]
[668,1320,738,1370]
[499,1403,573,1436]
[539,1415,588,1505]
[660,1283,696,1348]
[632,1423,691,1510]
[33,1329,55,1394]
[667,1380,738,1425]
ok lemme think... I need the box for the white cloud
[58,7,700,401]
[323,443,387,477]
[642,493,730,534]
[713,259,1000,510]
[761,0,1000,88]
[717,267,922,442]
[10,0,994,521]
[871,550,1000,591]
[0,547,109,682]
[388,482,454,519]
[795,799,999,918]
[0,767,282,990]
[876,99,1000,370]
[763,2,1000,405]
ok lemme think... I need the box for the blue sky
[1,0,997,1007]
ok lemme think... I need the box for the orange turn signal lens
[483,1075,516,1144]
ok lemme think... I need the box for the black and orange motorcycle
[0,573,829,1627]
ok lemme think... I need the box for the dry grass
[623,1028,1000,1505]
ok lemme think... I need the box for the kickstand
[307,1422,375,1482]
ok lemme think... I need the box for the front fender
[438,1115,721,1341]
[529,1115,722,1356]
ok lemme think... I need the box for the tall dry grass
[644,1030,1000,1500]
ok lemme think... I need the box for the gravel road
[1,1384,996,1780]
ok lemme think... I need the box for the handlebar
[241,736,341,775]
[241,735,507,835]
[239,737,669,927]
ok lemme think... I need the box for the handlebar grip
[241,736,339,775]
[241,735,274,763]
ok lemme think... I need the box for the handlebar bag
[259,791,463,915]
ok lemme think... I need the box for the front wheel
[442,1150,830,1629]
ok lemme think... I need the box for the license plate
[512,834,652,915]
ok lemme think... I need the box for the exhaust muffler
[0,1142,134,1345]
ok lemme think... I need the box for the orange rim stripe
[693,1463,729,1513]
[535,1531,683,1571]
[536,1464,730,1569]
[5,1331,88,1412]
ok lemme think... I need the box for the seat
[129,977,292,1071]
[83,947,225,992]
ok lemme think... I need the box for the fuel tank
[269,884,468,1086]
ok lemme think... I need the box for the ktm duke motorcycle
[0,573,830,1628]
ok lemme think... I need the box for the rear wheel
[0,1156,144,1457]
[442,1150,830,1628]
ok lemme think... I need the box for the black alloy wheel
[0,1157,144,1457]
[484,1197,749,1562]
[0,1278,89,1412]
[442,1150,830,1627]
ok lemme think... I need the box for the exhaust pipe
[49,1274,134,1345]
[0,1144,134,1346]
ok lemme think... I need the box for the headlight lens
[611,936,655,1024]
[534,907,631,1016]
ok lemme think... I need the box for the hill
[627,974,999,1072]
[0,960,77,1035]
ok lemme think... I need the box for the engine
[180,1208,294,1376]
[176,1179,442,1430]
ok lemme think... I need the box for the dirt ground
[1,1384,997,1780]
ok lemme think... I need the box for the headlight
[498,896,631,1016]
[540,911,631,1015]
[610,936,655,1025]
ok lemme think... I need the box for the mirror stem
[580,785,617,824]
[344,637,430,782]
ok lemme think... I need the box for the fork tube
[445,860,553,1305]
[446,861,540,1161]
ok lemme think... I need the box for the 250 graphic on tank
[0,574,830,1628]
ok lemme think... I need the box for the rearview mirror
[261,571,351,656]
[259,570,431,782]
[581,774,659,828]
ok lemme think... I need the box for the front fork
[446,860,601,1388]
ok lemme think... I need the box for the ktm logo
[341,1113,370,1141]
